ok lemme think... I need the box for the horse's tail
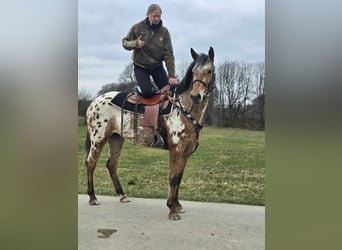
[84,129,91,167]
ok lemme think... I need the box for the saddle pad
[111,92,145,114]
[111,92,173,116]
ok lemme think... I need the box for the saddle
[110,86,172,128]
[127,92,165,106]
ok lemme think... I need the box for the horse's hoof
[120,195,130,203]
[89,199,100,205]
[175,206,185,213]
[169,212,182,220]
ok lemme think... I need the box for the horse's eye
[207,70,212,74]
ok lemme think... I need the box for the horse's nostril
[191,94,202,103]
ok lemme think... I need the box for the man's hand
[137,35,145,48]
[168,77,178,85]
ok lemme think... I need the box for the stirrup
[135,86,143,95]
[151,132,164,148]
[152,86,161,95]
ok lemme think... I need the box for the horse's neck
[179,90,209,124]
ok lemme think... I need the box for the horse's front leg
[167,152,188,220]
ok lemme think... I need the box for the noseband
[170,76,215,130]
[191,78,215,96]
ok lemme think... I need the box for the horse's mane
[175,54,210,95]
[175,61,195,94]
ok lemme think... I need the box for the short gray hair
[146,4,162,14]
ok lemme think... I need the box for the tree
[97,64,137,96]
[176,60,191,80]
[254,62,265,128]
[118,63,136,85]
[236,62,253,122]
[215,60,263,128]
[217,60,241,127]
[78,89,92,117]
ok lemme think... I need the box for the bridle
[191,78,216,97]
[167,77,214,156]
[169,71,215,130]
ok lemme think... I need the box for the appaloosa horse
[85,47,215,220]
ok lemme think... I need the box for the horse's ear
[191,48,199,61]
[208,47,214,61]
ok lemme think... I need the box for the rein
[168,94,201,156]
[167,77,214,156]
[169,95,203,130]
[169,77,215,129]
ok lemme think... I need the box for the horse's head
[190,47,215,104]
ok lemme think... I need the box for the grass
[78,125,265,206]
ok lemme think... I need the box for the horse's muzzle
[191,93,203,104]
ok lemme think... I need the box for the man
[122,4,177,147]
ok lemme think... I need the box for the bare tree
[216,64,227,126]
[216,60,260,127]
[254,62,265,128]
[176,60,191,80]
[217,60,241,126]
[78,89,92,101]
[236,62,254,121]
[255,62,265,100]
[118,63,136,84]
[78,89,93,117]
[97,81,136,96]
[96,63,137,96]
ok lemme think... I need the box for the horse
[84,47,215,220]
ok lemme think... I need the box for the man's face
[147,10,162,24]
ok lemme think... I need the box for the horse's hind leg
[106,133,130,203]
[86,140,106,205]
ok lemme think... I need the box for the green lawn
[78,125,265,205]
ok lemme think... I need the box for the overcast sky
[78,0,264,96]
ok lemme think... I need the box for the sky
[78,0,264,96]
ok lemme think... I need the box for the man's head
[146,4,162,25]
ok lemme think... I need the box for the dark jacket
[122,18,175,78]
